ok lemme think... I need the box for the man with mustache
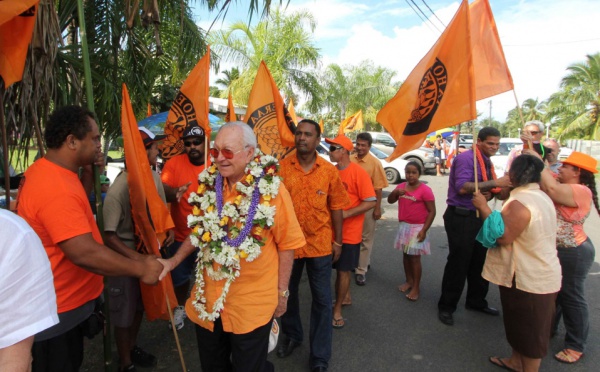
[161,124,207,331]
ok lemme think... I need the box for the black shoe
[465,305,500,316]
[438,310,454,326]
[276,338,301,358]
[312,367,328,372]
[119,365,136,372]
[130,346,157,368]
[355,274,366,286]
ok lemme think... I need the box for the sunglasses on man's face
[209,147,246,159]
[529,131,541,135]
[329,145,343,152]
[184,139,203,147]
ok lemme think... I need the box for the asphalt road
[82,174,600,371]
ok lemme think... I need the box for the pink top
[556,184,591,247]
[396,182,435,224]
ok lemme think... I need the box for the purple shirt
[446,149,492,210]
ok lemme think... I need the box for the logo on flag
[405,58,448,135]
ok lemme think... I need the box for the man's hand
[156,257,177,281]
[332,242,342,263]
[274,296,288,317]
[373,207,382,220]
[164,230,175,248]
[495,175,511,188]
[176,182,192,202]
[140,255,164,285]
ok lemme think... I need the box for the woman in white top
[473,155,561,372]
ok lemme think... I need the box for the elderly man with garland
[159,121,306,371]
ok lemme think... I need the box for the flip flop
[489,356,518,372]
[332,317,345,329]
[332,300,352,306]
[398,284,412,293]
[554,349,583,364]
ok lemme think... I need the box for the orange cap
[325,134,353,152]
[562,151,598,174]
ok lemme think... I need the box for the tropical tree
[209,8,322,111]
[546,53,600,140]
[215,67,240,93]
[502,97,547,138]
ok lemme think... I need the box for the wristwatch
[280,289,290,298]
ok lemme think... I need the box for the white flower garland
[187,149,280,321]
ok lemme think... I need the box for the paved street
[82,174,600,371]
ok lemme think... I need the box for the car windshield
[369,146,387,159]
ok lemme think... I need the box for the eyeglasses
[329,145,343,152]
[184,139,203,147]
[529,131,541,135]
[209,146,247,159]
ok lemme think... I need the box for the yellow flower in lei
[186,149,281,321]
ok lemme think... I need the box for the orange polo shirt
[351,152,389,190]
[280,154,350,258]
[185,182,305,334]
[17,158,104,313]
[161,154,205,242]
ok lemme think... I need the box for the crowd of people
[0,105,598,372]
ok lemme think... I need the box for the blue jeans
[280,255,333,369]
[556,238,595,352]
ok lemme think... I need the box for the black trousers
[32,324,84,372]
[438,206,490,313]
[195,317,274,372]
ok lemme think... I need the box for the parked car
[491,138,521,177]
[318,141,407,184]
[366,131,436,172]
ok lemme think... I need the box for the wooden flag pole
[164,281,187,372]
[511,90,532,149]
[472,120,479,218]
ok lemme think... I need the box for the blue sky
[194,0,600,122]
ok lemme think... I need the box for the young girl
[387,161,436,301]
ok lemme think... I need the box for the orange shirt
[17,158,104,313]
[280,154,350,258]
[185,182,305,334]
[338,163,376,244]
[161,154,205,242]
[351,152,388,190]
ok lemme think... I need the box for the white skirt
[394,222,431,255]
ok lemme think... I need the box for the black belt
[448,205,477,217]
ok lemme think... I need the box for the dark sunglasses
[184,139,203,147]
[209,147,246,159]
[329,145,343,152]
[529,131,541,135]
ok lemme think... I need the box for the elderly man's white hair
[218,121,258,148]
[524,120,545,132]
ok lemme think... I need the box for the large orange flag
[225,92,236,122]
[470,0,513,100]
[160,46,211,159]
[245,61,296,159]
[121,84,177,321]
[377,0,475,162]
[338,110,364,135]
[288,98,298,125]
[0,0,38,87]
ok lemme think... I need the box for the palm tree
[215,67,240,94]
[546,53,600,140]
[209,8,322,111]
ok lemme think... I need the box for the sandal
[554,349,583,364]
[489,356,519,372]
[332,317,345,329]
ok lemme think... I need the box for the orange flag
[288,98,298,125]
[160,46,211,160]
[338,110,364,135]
[121,84,177,321]
[0,0,38,87]
[470,0,514,100]
[319,119,324,134]
[377,0,475,162]
[245,61,296,159]
[225,92,236,122]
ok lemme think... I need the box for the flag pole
[511,90,532,148]
[76,0,112,369]
[164,281,187,371]
[472,120,479,218]
[1,82,11,209]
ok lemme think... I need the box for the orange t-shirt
[17,158,104,313]
[161,154,205,242]
[185,182,305,334]
[280,155,350,258]
[338,163,376,244]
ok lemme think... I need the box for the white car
[318,141,407,184]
